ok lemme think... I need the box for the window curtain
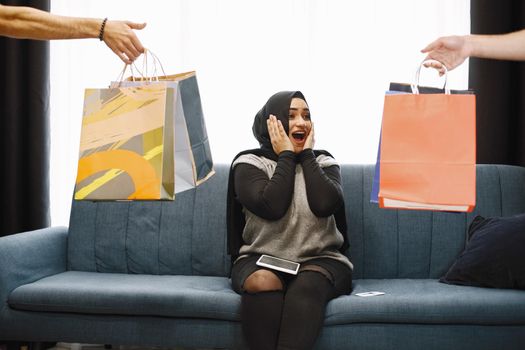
[470,0,525,166]
[0,0,50,237]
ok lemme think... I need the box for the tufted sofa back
[67,164,525,279]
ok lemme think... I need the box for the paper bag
[118,71,214,194]
[75,83,176,200]
[377,67,476,212]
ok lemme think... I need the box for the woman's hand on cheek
[267,115,294,155]
[304,123,315,150]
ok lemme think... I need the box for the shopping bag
[118,71,215,194]
[74,82,176,200]
[370,132,381,204]
[377,61,476,212]
[75,52,214,200]
[370,91,408,204]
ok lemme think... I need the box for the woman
[226,91,353,350]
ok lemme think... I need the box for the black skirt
[230,254,353,297]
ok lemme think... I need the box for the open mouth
[291,131,306,141]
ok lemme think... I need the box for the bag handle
[140,49,167,81]
[411,59,450,95]
[111,49,167,88]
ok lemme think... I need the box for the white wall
[50,0,470,226]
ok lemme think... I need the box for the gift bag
[370,91,408,204]
[376,61,476,212]
[118,70,214,195]
[75,55,214,200]
[75,83,176,200]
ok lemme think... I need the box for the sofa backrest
[67,164,525,279]
[342,164,525,279]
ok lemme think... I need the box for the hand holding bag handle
[111,48,167,88]
[411,59,450,95]
[371,59,449,204]
[378,59,476,212]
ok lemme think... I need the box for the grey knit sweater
[232,154,353,270]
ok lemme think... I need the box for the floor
[50,343,214,350]
[1,342,218,350]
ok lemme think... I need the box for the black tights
[240,271,333,350]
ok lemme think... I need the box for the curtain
[470,0,525,166]
[0,0,50,237]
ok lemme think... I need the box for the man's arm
[0,4,146,63]
[421,30,525,75]
[467,30,525,61]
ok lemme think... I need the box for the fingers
[109,46,132,64]
[305,123,315,149]
[120,31,142,60]
[422,58,447,76]
[306,122,315,139]
[267,115,293,154]
[129,33,145,54]
[125,21,146,54]
[276,119,288,138]
[266,114,278,142]
[423,60,444,69]
[420,38,441,53]
[121,45,141,63]
[104,20,145,63]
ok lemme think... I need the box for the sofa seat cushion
[9,274,525,326]
[327,279,525,326]
[8,271,240,320]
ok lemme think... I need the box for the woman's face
[288,97,312,153]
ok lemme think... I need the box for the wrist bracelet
[98,17,108,41]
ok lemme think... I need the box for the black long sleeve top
[233,149,344,220]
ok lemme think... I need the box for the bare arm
[421,30,525,75]
[0,4,146,63]
[468,30,525,61]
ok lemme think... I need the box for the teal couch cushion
[9,273,525,326]
[8,271,239,320]
[329,279,525,325]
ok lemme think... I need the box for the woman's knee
[243,269,283,293]
[287,270,332,300]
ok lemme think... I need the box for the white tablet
[256,255,300,275]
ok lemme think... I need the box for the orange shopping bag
[378,62,476,212]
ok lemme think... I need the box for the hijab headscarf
[252,91,306,155]
[226,91,349,264]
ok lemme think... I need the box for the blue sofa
[1,164,525,350]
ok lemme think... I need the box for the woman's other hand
[303,122,315,150]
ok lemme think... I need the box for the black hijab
[252,90,306,156]
[226,91,349,263]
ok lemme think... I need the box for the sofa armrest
[0,226,68,310]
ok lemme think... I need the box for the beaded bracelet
[98,18,108,41]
